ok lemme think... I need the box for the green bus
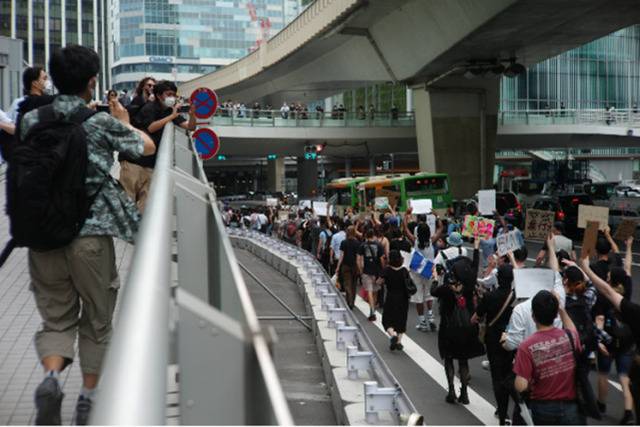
[325,177,369,215]
[356,172,452,213]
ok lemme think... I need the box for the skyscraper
[0,0,111,97]
[110,0,303,91]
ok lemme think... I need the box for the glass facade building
[500,25,640,111]
[111,0,303,91]
[0,0,111,97]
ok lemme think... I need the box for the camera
[179,104,191,113]
[96,104,110,113]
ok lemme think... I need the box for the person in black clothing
[473,264,515,425]
[381,250,411,351]
[336,226,362,309]
[119,80,196,212]
[431,236,484,405]
[126,76,156,127]
[389,227,412,253]
[358,228,386,321]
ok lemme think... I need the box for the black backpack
[0,105,98,266]
[565,295,597,353]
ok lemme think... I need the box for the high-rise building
[110,0,303,92]
[0,0,111,98]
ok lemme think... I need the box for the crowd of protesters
[224,200,640,426]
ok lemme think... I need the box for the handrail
[499,108,640,127]
[92,123,175,424]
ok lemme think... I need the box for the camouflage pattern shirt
[21,95,145,243]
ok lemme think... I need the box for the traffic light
[304,145,317,160]
[217,154,227,160]
[267,154,277,160]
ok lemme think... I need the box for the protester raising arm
[580,255,623,311]
[547,233,560,273]
[403,208,416,244]
[605,226,620,254]
[624,236,633,277]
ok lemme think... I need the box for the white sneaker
[415,321,429,331]
[481,360,490,370]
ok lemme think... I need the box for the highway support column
[267,157,285,193]
[297,156,318,199]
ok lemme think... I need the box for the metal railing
[92,123,292,425]
[499,108,640,127]
[496,147,640,159]
[211,109,415,128]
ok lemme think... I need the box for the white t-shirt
[0,108,12,124]
[434,246,468,266]
[553,234,573,254]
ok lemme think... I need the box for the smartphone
[96,104,110,113]
[179,104,191,113]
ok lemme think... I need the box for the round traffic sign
[192,128,220,160]
[190,87,218,119]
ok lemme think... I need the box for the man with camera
[119,80,196,212]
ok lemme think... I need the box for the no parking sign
[190,87,218,120]
[192,128,220,160]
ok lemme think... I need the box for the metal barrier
[92,124,293,425]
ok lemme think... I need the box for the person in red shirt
[513,290,585,425]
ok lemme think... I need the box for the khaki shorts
[361,274,381,292]
[119,160,153,213]
[29,236,119,375]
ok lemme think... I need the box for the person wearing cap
[433,231,468,268]
[535,221,575,266]
[473,265,515,425]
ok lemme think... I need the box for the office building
[111,0,304,92]
[0,0,111,98]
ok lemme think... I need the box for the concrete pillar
[344,158,351,177]
[413,77,499,198]
[297,156,318,199]
[406,87,413,112]
[368,156,376,176]
[267,157,285,192]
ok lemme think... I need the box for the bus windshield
[405,176,448,195]
[326,187,352,206]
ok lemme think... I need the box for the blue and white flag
[409,250,433,279]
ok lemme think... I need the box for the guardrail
[496,147,640,159]
[499,108,640,127]
[92,123,293,425]
[211,109,415,128]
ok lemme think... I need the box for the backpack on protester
[565,296,597,353]
[284,221,297,244]
[0,105,99,267]
[439,247,465,275]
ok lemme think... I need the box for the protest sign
[374,197,389,210]
[524,209,554,240]
[299,200,312,210]
[409,199,432,214]
[478,190,496,216]
[313,201,329,216]
[278,211,289,222]
[581,220,600,259]
[577,205,609,231]
[614,218,638,241]
[266,197,278,207]
[496,231,521,256]
[461,215,495,240]
[514,268,556,300]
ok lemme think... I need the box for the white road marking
[353,296,498,426]
[608,379,623,392]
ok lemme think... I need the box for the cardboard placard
[461,215,495,240]
[478,189,496,216]
[409,199,432,214]
[613,218,638,241]
[299,200,312,210]
[313,201,328,217]
[581,220,600,259]
[496,231,521,256]
[278,211,289,222]
[514,268,556,300]
[374,197,389,210]
[266,197,278,207]
[524,209,555,240]
[577,205,609,231]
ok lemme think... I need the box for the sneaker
[35,377,63,425]
[597,401,606,414]
[416,321,429,331]
[620,410,634,425]
[73,396,93,425]
[481,360,490,370]
[396,343,404,351]
[389,336,398,351]
[367,314,376,322]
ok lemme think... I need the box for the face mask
[164,96,176,108]
[43,79,54,94]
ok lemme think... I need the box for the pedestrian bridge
[497,108,640,149]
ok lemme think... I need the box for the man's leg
[67,236,119,425]
[29,248,80,425]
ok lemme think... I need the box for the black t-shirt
[390,238,412,253]
[620,298,640,350]
[476,286,514,335]
[358,240,385,276]
[121,101,186,168]
[340,238,361,268]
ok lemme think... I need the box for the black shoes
[35,377,63,425]
[445,390,457,404]
[389,336,398,350]
[620,410,634,425]
[73,396,93,425]
[457,387,470,405]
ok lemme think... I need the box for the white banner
[478,189,496,216]
[514,269,556,300]
[409,199,432,214]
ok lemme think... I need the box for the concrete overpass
[180,0,639,197]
